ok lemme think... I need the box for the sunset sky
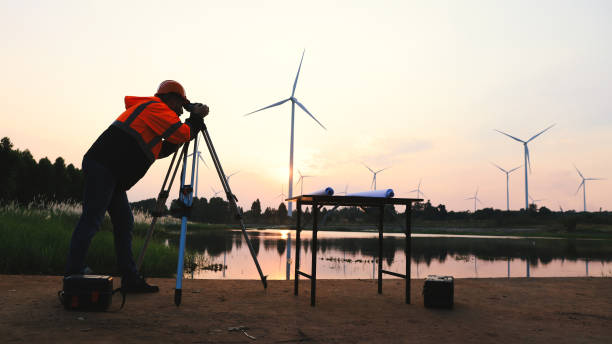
[2,0,611,212]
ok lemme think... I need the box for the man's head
[155,80,189,116]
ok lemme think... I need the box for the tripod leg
[200,127,267,288]
[136,147,186,271]
[175,137,198,306]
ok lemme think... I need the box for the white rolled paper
[347,189,394,198]
[307,187,334,196]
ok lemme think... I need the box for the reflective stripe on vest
[111,100,182,162]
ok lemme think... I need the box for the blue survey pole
[175,136,198,306]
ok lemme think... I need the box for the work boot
[121,275,159,293]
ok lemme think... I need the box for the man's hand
[186,103,209,118]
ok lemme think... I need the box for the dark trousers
[65,156,138,279]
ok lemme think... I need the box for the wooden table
[286,195,422,306]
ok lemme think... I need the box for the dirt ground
[1,276,611,343]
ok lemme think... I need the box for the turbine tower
[465,188,482,213]
[495,124,555,210]
[363,163,389,190]
[491,163,521,211]
[295,170,313,195]
[245,50,326,217]
[574,164,604,212]
[409,179,428,200]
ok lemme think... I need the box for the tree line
[0,137,84,203]
[3,136,610,230]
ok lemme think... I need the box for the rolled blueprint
[307,187,335,196]
[347,189,394,198]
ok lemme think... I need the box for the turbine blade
[575,181,584,194]
[476,198,483,205]
[526,145,532,174]
[198,155,209,168]
[362,163,375,173]
[527,123,556,143]
[494,129,524,143]
[509,165,522,173]
[376,167,390,173]
[573,164,585,179]
[586,178,605,181]
[294,99,327,130]
[292,50,306,97]
[490,162,507,173]
[244,98,290,116]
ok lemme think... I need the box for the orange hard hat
[155,80,189,104]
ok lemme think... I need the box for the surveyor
[65,80,208,293]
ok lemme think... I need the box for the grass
[0,201,201,277]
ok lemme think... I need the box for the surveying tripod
[135,119,267,306]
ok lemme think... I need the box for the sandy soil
[1,275,611,343]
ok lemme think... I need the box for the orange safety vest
[112,97,190,162]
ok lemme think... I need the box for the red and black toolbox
[60,275,117,311]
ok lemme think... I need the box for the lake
[169,229,612,280]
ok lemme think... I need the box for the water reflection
[171,230,612,280]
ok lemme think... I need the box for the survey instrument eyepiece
[183,102,209,118]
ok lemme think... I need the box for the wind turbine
[295,170,313,195]
[574,164,604,212]
[337,184,349,195]
[465,188,482,212]
[409,179,428,200]
[491,163,521,211]
[244,50,326,217]
[363,163,389,190]
[187,139,209,198]
[495,124,555,210]
[528,194,544,208]
[274,185,287,202]
[210,187,221,198]
[226,170,240,182]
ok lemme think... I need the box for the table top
[286,195,422,206]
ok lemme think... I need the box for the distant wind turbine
[274,185,287,201]
[295,170,313,195]
[574,164,605,212]
[491,163,521,211]
[226,170,240,183]
[244,50,326,217]
[495,124,555,210]
[528,194,544,207]
[187,139,209,198]
[465,188,483,213]
[337,184,349,195]
[210,187,221,198]
[363,163,389,190]
[409,179,428,200]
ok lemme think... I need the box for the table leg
[311,203,318,306]
[378,205,384,294]
[294,201,301,296]
[406,203,412,304]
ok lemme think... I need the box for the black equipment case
[423,275,454,308]
[60,275,119,311]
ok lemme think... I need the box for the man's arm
[158,141,181,159]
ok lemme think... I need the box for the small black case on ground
[60,275,114,311]
[423,275,454,308]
